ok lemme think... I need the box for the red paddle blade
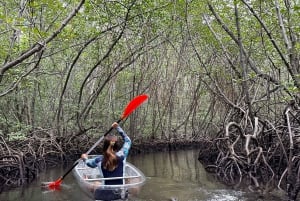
[121,94,148,119]
[48,178,62,189]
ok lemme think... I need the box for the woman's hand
[81,153,88,161]
[112,122,119,128]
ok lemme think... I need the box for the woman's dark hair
[102,135,118,171]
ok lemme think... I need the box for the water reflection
[0,149,286,201]
[128,150,244,201]
[128,149,218,185]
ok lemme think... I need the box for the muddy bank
[131,140,204,154]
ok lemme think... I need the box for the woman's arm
[115,125,131,158]
[81,154,102,168]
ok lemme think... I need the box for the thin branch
[0,0,86,83]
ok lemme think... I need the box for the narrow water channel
[0,149,286,201]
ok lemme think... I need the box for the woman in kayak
[81,122,131,185]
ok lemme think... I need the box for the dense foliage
[0,0,300,198]
[1,0,299,140]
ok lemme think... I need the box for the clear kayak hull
[72,155,146,200]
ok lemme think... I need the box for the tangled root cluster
[0,129,92,192]
[199,104,300,201]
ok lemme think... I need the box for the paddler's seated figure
[81,122,131,200]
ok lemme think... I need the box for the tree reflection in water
[0,149,286,201]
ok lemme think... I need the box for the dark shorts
[94,188,128,201]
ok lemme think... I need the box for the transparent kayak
[72,155,146,200]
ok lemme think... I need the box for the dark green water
[0,149,286,201]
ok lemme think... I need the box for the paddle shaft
[60,119,122,180]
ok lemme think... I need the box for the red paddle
[42,94,148,189]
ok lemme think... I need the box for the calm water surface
[0,149,286,201]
